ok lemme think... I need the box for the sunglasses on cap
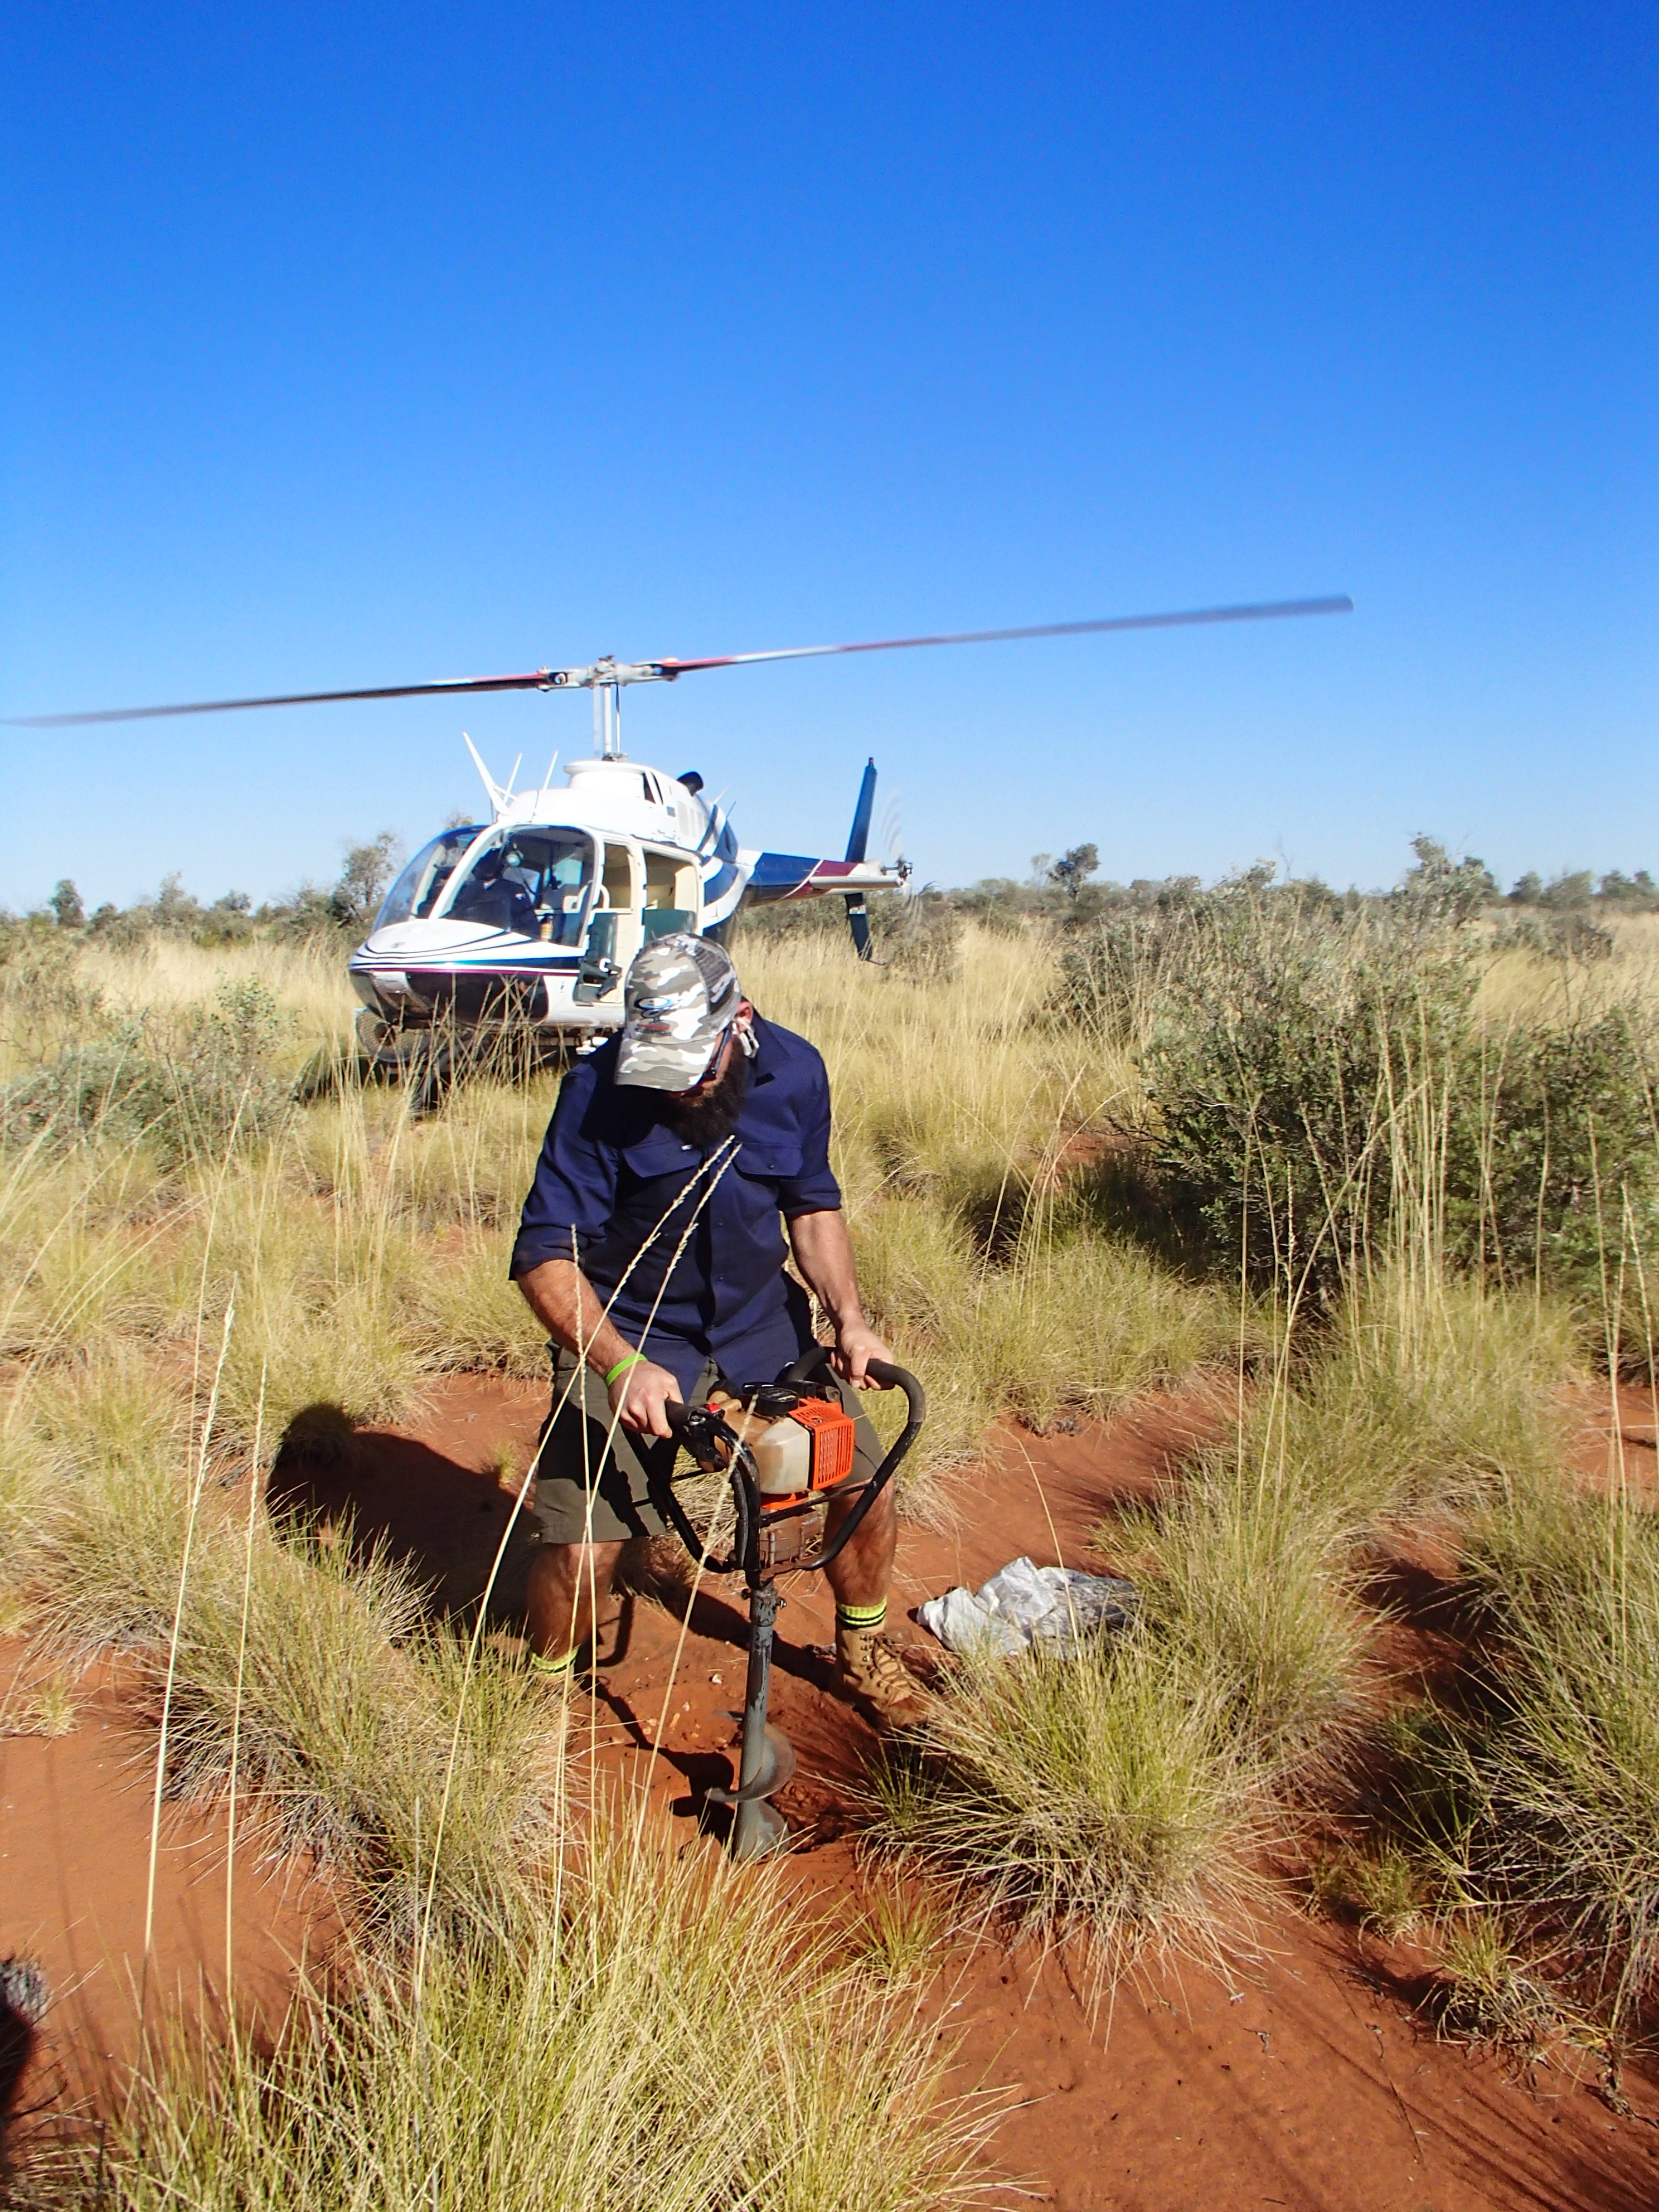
[679,1022,735,1093]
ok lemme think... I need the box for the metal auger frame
[661,1351,925,1863]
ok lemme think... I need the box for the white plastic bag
[918,1555,1138,1659]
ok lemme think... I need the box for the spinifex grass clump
[1442,1485,1659,2022]
[55,1821,997,2212]
[1142,1273,1584,1843]
[1128,1462,1367,1779]
[1427,1910,1563,2050]
[1260,1275,1577,1532]
[850,1196,1245,1476]
[870,1630,1264,1972]
[0,1420,59,1592]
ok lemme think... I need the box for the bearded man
[510,932,925,1728]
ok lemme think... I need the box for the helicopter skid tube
[351,962,624,1031]
[353,987,625,1066]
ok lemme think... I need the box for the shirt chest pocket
[619,1131,803,1183]
[619,1130,702,1179]
[734,1141,802,1185]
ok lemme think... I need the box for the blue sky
[2,2,1653,909]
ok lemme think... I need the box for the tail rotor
[842,757,878,961]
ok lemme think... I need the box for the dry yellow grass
[0,923,1240,1492]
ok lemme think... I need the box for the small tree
[1398,836,1496,922]
[1537,869,1595,913]
[331,832,402,932]
[154,872,204,933]
[48,879,84,929]
[1048,843,1099,903]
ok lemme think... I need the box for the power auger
[660,1349,925,1862]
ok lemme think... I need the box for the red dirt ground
[1,1644,341,2113]
[1563,1377,1659,1504]
[6,1374,1658,2207]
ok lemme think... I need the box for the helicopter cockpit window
[375,828,483,929]
[444,832,594,943]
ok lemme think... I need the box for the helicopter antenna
[532,746,560,811]
[463,732,513,820]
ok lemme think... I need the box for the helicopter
[344,714,900,1065]
[9,595,1351,1068]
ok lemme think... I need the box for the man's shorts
[525,1347,887,1548]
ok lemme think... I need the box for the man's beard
[663,1048,750,1151]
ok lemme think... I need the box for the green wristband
[604,1352,646,1388]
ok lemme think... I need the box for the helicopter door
[642,849,699,942]
[597,840,644,969]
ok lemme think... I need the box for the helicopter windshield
[375,828,484,928]
[439,831,595,943]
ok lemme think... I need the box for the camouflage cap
[614,933,743,1091]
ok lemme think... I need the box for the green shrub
[1,978,294,1166]
[1445,1007,1659,1301]
[1044,877,1209,1046]
[1051,876,1659,1327]
[1137,890,1476,1292]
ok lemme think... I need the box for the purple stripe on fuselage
[746,852,859,901]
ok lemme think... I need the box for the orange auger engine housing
[710,1384,859,1508]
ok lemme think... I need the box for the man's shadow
[268,1404,875,1840]
[0,1957,49,2177]
[268,1405,540,1629]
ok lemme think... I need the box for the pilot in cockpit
[449,847,536,937]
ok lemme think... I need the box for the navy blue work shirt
[509,1015,842,1396]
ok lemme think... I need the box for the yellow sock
[836,1599,886,1634]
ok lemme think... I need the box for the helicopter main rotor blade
[3,667,580,728]
[654,595,1354,676]
[5,593,1352,726]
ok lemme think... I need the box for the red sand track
[6,1374,1657,2206]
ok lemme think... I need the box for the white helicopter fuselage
[347,751,898,1053]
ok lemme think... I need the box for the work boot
[836,1619,932,1731]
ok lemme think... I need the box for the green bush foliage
[1056,875,1477,1289]
[1,977,294,1165]
[1050,866,1659,1322]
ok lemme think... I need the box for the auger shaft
[733,1583,784,1863]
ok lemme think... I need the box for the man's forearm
[786,1209,868,1330]
[515,1257,636,1375]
